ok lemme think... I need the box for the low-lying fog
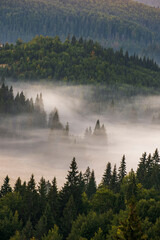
[1,81,160,188]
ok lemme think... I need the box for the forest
[0,0,160,63]
[0,150,160,239]
[0,36,160,88]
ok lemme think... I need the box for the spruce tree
[86,170,96,199]
[137,152,147,186]
[42,225,62,240]
[66,157,79,187]
[152,148,160,164]
[118,155,127,183]
[110,164,118,193]
[14,177,22,193]
[62,195,77,238]
[83,166,91,188]
[47,177,59,220]
[0,175,12,197]
[38,177,47,214]
[102,162,112,186]
[116,202,145,240]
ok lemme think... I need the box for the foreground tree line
[0,36,160,88]
[0,149,160,239]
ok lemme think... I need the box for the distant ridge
[0,36,160,89]
[0,0,160,63]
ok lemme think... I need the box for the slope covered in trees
[0,150,160,239]
[0,36,160,88]
[0,0,160,63]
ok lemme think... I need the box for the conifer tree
[116,202,145,240]
[38,177,47,214]
[47,177,59,220]
[86,170,96,199]
[102,162,112,186]
[42,225,62,240]
[118,155,127,183]
[83,166,91,187]
[21,219,34,240]
[0,175,12,197]
[62,195,77,238]
[110,164,118,192]
[152,148,160,164]
[145,153,154,189]
[14,177,22,193]
[66,157,79,187]
[137,152,147,186]
[27,174,36,192]
[123,169,137,202]
[91,228,105,240]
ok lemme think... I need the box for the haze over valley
[1,82,160,187]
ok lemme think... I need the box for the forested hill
[134,0,160,7]
[0,36,160,88]
[0,0,160,63]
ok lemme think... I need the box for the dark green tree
[0,175,12,197]
[86,170,96,199]
[118,155,127,183]
[102,162,112,186]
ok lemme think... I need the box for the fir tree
[137,152,147,186]
[118,155,127,183]
[66,157,79,187]
[102,162,112,186]
[152,148,160,164]
[86,170,96,199]
[110,164,118,192]
[62,195,77,238]
[0,175,12,197]
[47,177,59,221]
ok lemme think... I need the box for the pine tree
[123,169,137,202]
[21,219,34,240]
[102,162,112,186]
[47,177,59,220]
[42,225,62,240]
[14,177,22,193]
[110,164,118,192]
[91,228,105,240]
[152,148,160,164]
[66,157,79,187]
[86,170,96,199]
[83,166,91,187]
[116,202,145,240]
[0,175,12,197]
[27,174,36,192]
[145,153,154,189]
[118,155,127,183]
[38,177,47,214]
[62,195,77,238]
[137,152,147,186]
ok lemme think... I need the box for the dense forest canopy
[0,150,160,239]
[0,0,160,63]
[0,36,160,88]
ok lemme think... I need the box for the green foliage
[42,225,62,240]
[0,36,160,88]
[0,0,160,63]
[90,228,105,240]
[91,187,116,213]
[1,151,160,239]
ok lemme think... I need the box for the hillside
[0,36,160,88]
[0,0,160,63]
